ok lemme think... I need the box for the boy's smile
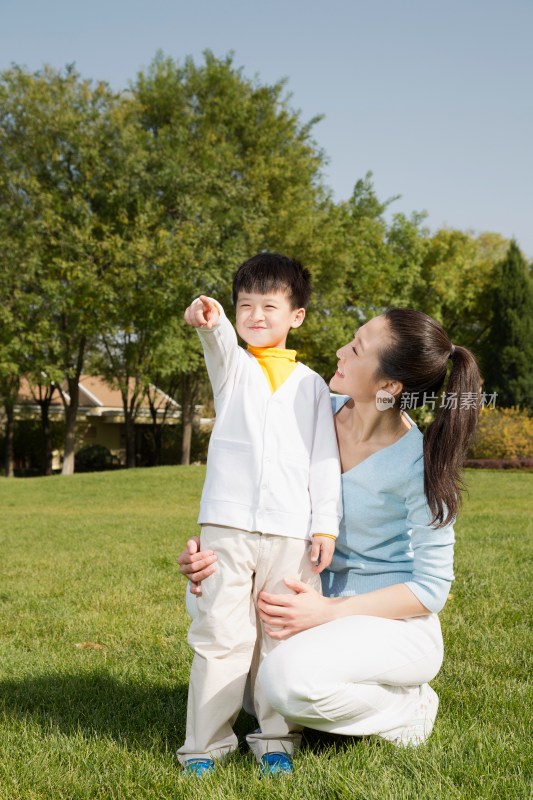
[235,290,305,349]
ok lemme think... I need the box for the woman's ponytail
[424,345,481,525]
[379,309,482,527]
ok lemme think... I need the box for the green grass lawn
[0,467,531,800]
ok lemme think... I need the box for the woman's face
[330,315,392,403]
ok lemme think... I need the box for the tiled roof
[17,376,178,411]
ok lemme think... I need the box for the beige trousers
[176,525,321,763]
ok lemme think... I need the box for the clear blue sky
[2,0,532,256]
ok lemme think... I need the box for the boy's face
[235,289,305,349]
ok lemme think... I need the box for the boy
[177,253,341,776]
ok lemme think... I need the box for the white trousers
[257,613,444,740]
[176,525,321,763]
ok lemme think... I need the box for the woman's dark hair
[232,252,311,309]
[376,308,481,527]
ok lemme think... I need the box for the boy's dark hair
[232,252,312,309]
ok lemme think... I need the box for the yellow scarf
[247,345,297,393]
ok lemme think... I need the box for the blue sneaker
[259,752,293,776]
[183,758,215,776]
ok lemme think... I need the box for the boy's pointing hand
[184,295,221,329]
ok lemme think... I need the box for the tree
[0,131,41,476]
[0,64,124,473]
[1,53,335,469]
[296,174,430,380]
[126,52,333,463]
[483,241,533,410]
[412,229,509,353]
[83,94,181,468]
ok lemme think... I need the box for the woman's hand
[177,536,218,595]
[257,578,333,639]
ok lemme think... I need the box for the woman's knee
[258,648,302,715]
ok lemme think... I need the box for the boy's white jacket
[196,301,342,540]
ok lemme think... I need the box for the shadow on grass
[302,727,363,755]
[0,671,190,753]
[0,671,362,758]
[0,671,263,756]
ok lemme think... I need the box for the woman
[179,308,480,746]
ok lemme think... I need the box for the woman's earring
[375,389,396,411]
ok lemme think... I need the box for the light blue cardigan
[321,395,455,613]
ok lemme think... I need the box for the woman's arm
[402,459,455,613]
[178,540,430,625]
[257,578,431,640]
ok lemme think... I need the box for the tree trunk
[61,375,80,475]
[4,401,15,478]
[30,384,56,476]
[147,392,163,467]
[61,339,86,476]
[124,409,136,469]
[40,400,53,476]
[153,424,163,466]
[120,382,143,469]
[62,404,77,475]
[180,374,195,466]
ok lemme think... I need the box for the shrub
[469,407,533,459]
[465,457,533,469]
[75,444,117,472]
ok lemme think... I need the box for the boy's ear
[291,308,306,328]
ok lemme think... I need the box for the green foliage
[469,407,533,459]
[0,54,525,469]
[0,64,128,471]
[0,65,118,376]
[483,241,533,410]
[411,230,509,353]
[86,52,336,462]
[297,175,431,378]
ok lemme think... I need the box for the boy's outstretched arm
[183,295,238,399]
